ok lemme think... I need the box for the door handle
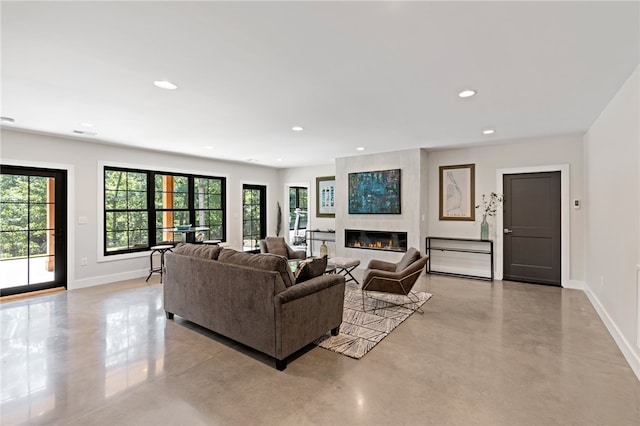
[504,228,513,234]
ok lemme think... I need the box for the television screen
[348,169,401,214]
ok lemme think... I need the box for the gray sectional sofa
[163,243,346,370]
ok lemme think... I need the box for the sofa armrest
[366,259,397,272]
[276,274,344,304]
[274,273,345,359]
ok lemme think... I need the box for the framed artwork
[439,164,475,221]
[316,176,335,217]
[348,169,401,214]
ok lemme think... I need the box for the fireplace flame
[352,239,396,249]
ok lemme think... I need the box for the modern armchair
[361,247,428,314]
[260,237,306,260]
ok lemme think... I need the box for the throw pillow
[294,256,327,284]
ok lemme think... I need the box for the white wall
[427,134,585,283]
[1,129,279,289]
[335,148,426,268]
[584,65,640,379]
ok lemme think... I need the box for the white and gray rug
[315,282,432,359]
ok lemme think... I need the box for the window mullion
[148,172,156,246]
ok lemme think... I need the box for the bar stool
[146,245,173,283]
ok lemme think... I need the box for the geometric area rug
[315,282,432,359]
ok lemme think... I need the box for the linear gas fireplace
[345,229,407,252]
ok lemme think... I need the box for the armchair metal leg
[362,290,424,314]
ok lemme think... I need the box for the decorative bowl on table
[176,224,192,231]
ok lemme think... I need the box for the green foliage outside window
[0,174,51,259]
[105,170,148,252]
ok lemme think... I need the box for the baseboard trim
[584,284,640,381]
[563,280,585,290]
[0,287,66,302]
[70,269,148,290]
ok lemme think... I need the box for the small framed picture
[316,176,335,218]
[439,164,475,221]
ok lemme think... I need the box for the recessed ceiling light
[72,129,97,136]
[458,89,477,98]
[154,80,178,90]
[80,122,94,127]
[276,158,283,162]
[291,126,304,132]
[1,116,15,123]
[204,146,213,150]
[483,129,495,135]
[356,147,365,151]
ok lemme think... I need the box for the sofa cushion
[395,247,421,272]
[294,256,327,284]
[219,249,296,288]
[172,242,222,260]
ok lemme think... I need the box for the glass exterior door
[0,166,67,296]
[242,184,266,252]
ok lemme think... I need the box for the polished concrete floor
[1,272,639,425]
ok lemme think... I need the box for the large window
[104,167,225,255]
[105,169,149,253]
[242,184,266,252]
[194,177,224,239]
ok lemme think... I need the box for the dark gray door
[503,172,561,286]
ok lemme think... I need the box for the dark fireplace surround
[345,229,408,252]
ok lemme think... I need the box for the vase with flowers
[475,192,504,240]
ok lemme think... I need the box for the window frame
[288,186,308,231]
[103,166,226,256]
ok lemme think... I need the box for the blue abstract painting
[348,169,401,214]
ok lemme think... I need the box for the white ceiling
[1,1,638,168]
